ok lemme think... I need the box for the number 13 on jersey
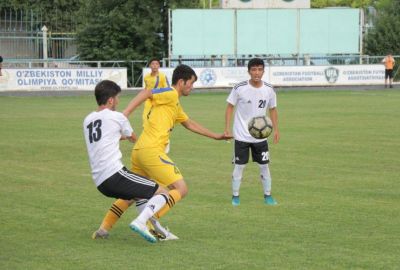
[86,119,102,143]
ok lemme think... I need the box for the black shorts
[234,140,270,165]
[385,69,393,79]
[97,167,158,200]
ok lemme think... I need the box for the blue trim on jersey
[159,156,175,166]
[151,87,173,94]
[154,76,159,88]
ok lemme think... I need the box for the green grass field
[1,90,399,269]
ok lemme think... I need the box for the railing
[164,55,400,68]
[163,54,399,80]
[0,8,77,60]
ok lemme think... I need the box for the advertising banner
[0,68,127,91]
[144,65,384,88]
[269,65,385,86]
[143,67,267,88]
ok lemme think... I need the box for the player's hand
[215,133,233,140]
[273,130,280,144]
[223,130,233,138]
[128,133,137,143]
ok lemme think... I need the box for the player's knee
[168,179,188,198]
[175,184,188,198]
[179,185,188,198]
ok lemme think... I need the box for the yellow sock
[100,199,129,231]
[154,189,182,219]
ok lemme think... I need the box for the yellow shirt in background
[143,72,170,123]
[134,87,188,150]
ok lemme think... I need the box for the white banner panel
[0,68,127,91]
[143,67,267,88]
[269,65,385,86]
[221,0,310,9]
[144,65,384,88]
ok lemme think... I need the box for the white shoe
[159,231,179,241]
[149,217,179,241]
[129,220,157,243]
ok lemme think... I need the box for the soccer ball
[248,116,273,139]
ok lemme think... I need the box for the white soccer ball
[248,116,273,139]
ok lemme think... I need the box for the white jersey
[83,109,133,187]
[227,80,277,143]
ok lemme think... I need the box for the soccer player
[92,65,232,240]
[83,80,170,243]
[382,54,395,88]
[143,58,172,155]
[224,58,280,206]
[143,58,170,127]
[144,58,169,90]
[93,59,172,240]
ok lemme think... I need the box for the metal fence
[0,9,77,60]
[165,55,399,67]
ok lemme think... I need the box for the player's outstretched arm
[120,132,137,143]
[123,89,152,117]
[181,119,233,140]
[224,103,234,137]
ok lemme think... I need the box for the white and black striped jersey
[83,109,133,187]
[227,80,277,143]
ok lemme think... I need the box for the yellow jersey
[143,72,170,124]
[143,71,169,90]
[134,87,188,150]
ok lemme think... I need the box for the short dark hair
[94,80,121,105]
[148,58,160,65]
[172,64,197,85]
[248,58,265,71]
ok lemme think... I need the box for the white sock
[259,164,272,196]
[232,164,245,196]
[134,194,168,225]
[135,199,148,214]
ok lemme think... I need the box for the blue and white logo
[200,69,217,87]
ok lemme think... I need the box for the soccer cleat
[264,195,278,205]
[129,220,157,243]
[146,220,156,232]
[159,231,179,241]
[149,217,179,241]
[92,229,109,239]
[232,195,240,206]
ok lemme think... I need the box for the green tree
[77,0,197,61]
[311,0,372,8]
[364,0,400,55]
